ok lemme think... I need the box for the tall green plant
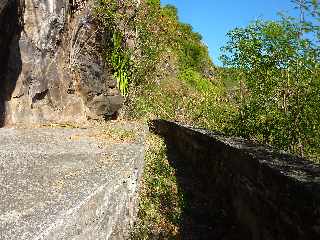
[95,0,133,97]
[111,31,131,96]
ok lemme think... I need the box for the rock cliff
[0,0,133,126]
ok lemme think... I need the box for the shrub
[221,16,320,159]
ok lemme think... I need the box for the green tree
[221,15,320,159]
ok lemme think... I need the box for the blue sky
[160,0,299,65]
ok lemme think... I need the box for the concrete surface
[0,122,146,239]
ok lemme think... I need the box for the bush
[221,16,320,160]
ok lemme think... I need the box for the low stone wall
[149,119,320,240]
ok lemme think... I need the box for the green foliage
[132,1,212,85]
[111,31,130,96]
[177,23,212,73]
[95,0,132,97]
[95,0,118,30]
[179,68,212,92]
[221,15,320,159]
[132,2,180,85]
[146,0,160,6]
[125,0,233,135]
[161,4,178,21]
[129,72,234,132]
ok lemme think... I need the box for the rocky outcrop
[0,0,135,126]
[150,119,320,240]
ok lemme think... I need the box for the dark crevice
[104,111,119,121]
[67,88,75,94]
[32,89,49,103]
[0,0,24,127]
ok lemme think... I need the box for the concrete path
[0,122,146,240]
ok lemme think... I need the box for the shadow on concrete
[164,142,250,240]
[0,0,23,127]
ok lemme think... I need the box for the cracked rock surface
[0,0,137,126]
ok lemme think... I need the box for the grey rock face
[0,123,146,239]
[0,0,130,126]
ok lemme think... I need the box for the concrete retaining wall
[150,119,320,240]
